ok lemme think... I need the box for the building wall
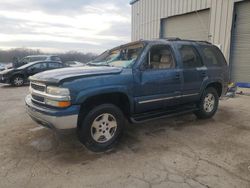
[131,0,244,61]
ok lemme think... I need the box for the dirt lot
[0,84,250,188]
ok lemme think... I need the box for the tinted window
[51,56,61,61]
[21,56,46,63]
[48,62,63,68]
[27,63,47,70]
[179,45,202,68]
[201,46,226,67]
[29,57,47,62]
[142,45,175,70]
[21,57,30,63]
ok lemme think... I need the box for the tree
[0,48,97,63]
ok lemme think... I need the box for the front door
[26,62,48,77]
[134,44,182,113]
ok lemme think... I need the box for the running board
[130,106,199,124]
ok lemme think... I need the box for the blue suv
[25,39,229,152]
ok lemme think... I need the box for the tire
[194,87,219,119]
[11,75,24,87]
[77,104,125,152]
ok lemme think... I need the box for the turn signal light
[58,101,71,108]
[45,99,71,108]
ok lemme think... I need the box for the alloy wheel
[13,77,24,86]
[90,113,118,143]
[203,93,215,113]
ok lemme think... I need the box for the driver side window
[142,45,175,70]
[28,63,47,71]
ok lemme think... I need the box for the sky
[0,0,131,54]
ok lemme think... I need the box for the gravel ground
[0,84,250,188]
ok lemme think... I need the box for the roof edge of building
[130,0,140,5]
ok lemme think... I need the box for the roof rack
[159,37,211,44]
[161,37,181,41]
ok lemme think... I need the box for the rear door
[177,44,206,103]
[197,45,229,92]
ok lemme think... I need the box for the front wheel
[194,87,219,119]
[77,104,125,152]
[11,75,24,87]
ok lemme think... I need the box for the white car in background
[65,61,85,67]
[0,63,5,71]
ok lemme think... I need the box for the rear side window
[179,45,203,68]
[201,46,226,67]
[48,62,63,68]
[51,56,61,61]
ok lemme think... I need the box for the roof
[17,60,62,69]
[130,0,139,5]
[105,38,211,52]
[26,55,58,58]
[142,38,212,45]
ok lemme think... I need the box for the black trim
[131,105,198,123]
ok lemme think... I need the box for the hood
[0,68,15,74]
[29,66,123,84]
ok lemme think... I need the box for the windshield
[17,62,37,69]
[90,43,144,68]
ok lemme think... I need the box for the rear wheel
[77,104,124,152]
[11,75,24,87]
[194,87,219,119]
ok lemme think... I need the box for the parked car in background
[0,63,5,71]
[0,61,65,86]
[25,39,229,152]
[65,61,85,67]
[6,55,62,69]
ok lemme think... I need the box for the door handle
[175,73,180,80]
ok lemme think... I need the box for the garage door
[162,9,210,41]
[230,1,250,83]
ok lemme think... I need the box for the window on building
[179,45,203,68]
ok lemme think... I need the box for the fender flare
[75,86,134,113]
[199,79,223,96]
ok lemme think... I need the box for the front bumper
[25,95,80,130]
[0,75,10,84]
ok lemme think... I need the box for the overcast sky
[0,0,131,54]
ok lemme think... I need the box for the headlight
[46,86,70,96]
[45,86,71,107]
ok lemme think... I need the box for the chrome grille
[30,82,46,104]
[31,82,46,92]
[31,94,44,103]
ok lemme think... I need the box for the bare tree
[0,48,97,63]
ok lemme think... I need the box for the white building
[130,0,250,83]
